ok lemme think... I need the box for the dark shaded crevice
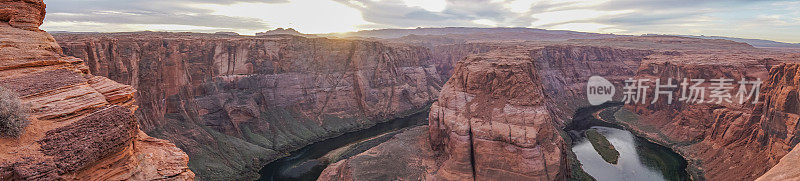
[467,120,477,181]
[84,42,98,74]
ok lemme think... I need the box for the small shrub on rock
[0,86,29,137]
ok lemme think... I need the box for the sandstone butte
[320,36,800,180]
[0,0,193,180]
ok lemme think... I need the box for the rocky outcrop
[751,63,800,181]
[758,144,800,181]
[0,1,193,180]
[0,0,45,31]
[54,33,444,180]
[318,126,437,180]
[618,52,800,180]
[427,49,568,180]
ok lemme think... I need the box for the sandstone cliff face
[0,0,44,31]
[429,43,498,80]
[535,38,800,180]
[533,45,654,124]
[427,49,568,180]
[530,39,800,180]
[55,33,444,180]
[717,62,800,180]
[621,52,800,180]
[759,141,800,180]
[0,1,193,180]
[322,37,800,180]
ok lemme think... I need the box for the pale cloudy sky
[42,0,800,43]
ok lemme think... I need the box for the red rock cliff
[54,33,444,180]
[755,63,800,180]
[321,37,800,180]
[0,0,193,180]
[428,49,568,180]
[622,51,799,180]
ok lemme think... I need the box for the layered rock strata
[322,37,800,180]
[0,0,44,31]
[427,49,568,180]
[0,1,193,180]
[752,63,800,181]
[620,53,798,180]
[55,33,444,180]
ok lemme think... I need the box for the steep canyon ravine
[567,103,690,181]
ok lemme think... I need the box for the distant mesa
[214,31,240,36]
[642,34,800,48]
[256,28,316,37]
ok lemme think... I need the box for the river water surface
[573,126,689,181]
[259,111,429,181]
[569,105,689,181]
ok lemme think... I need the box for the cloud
[335,0,532,28]
[43,0,282,31]
[193,0,369,34]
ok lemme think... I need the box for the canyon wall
[429,43,498,80]
[533,38,800,180]
[621,51,799,180]
[541,37,800,180]
[322,37,800,180]
[55,33,444,180]
[756,62,800,180]
[0,0,193,180]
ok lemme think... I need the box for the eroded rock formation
[0,0,45,31]
[753,63,800,181]
[427,50,568,180]
[618,52,800,180]
[322,36,800,180]
[0,1,193,180]
[54,33,444,180]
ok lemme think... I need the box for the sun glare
[193,0,370,34]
